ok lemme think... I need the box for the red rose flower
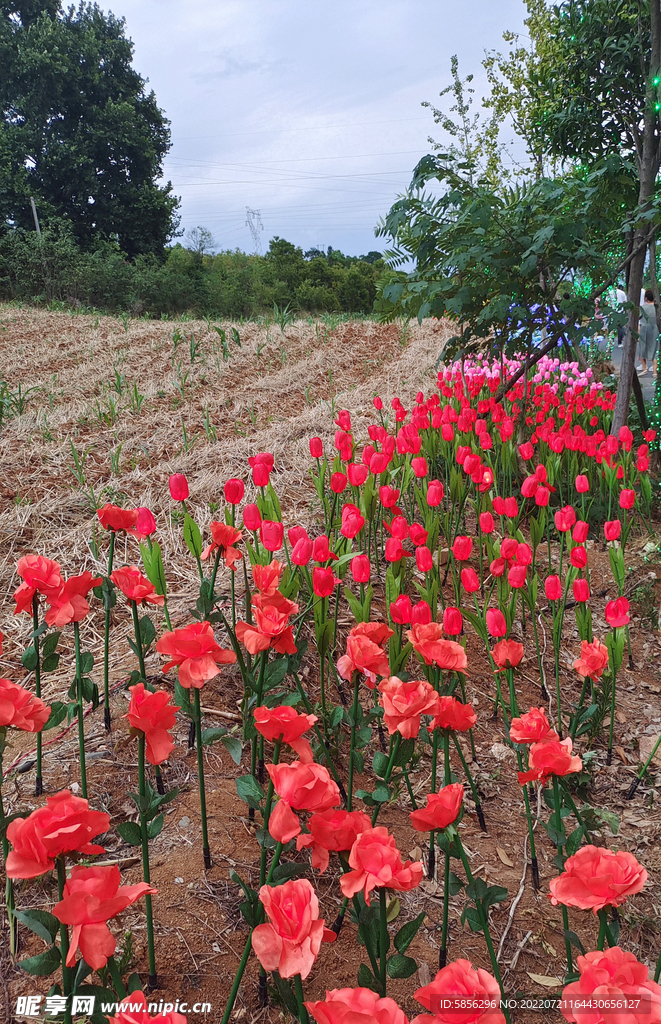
[337,622,393,687]
[549,845,647,913]
[340,827,423,905]
[306,988,409,1024]
[378,676,439,738]
[110,566,165,607]
[412,959,506,1024]
[6,790,110,879]
[492,639,524,671]
[573,640,609,680]
[431,695,477,732]
[560,947,661,1024]
[253,705,318,763]
[97,504,139,533]
[201,522,242,570]
[252,879,335,980]
[253,560,284,596]
[409,783,464,832]
[296,809,372,873]
[518,736,582,785]
[0,678,50,732]
[509,707,554,744]
[125,683,179,765]
[156,620,236,688]
[44,571,102,627]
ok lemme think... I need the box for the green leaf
[373,751,389,779]
[264,658,288,690]
[42,631,61,657]
[235,774,264,809]
[41,652,60,672]
[372,784,390,803]
[201,726,227,746]
[14,909,59,944]
[448,871,465,896]
[329,705,344,729]
[80,651,94,673]
[221,734,243,765]
[394,911,425,953]
[353,749,364,774]
[19,945,61,976]
[147,813,163,839]
[43,701,67,731]
[116,821,143,846]
[460,904,483,934]
[22,646,38,671]
[482,884,509,910]
[183,512,202,560]
[394,737,415,766]
[387,953,418,979]
[174,679,194,718]
[270,862,308,883]
[564,929,586,955]
[386,897,401,923]
[565,826,583,856]
[357,963,381,993]
[139,615,156,650]
[344,586,365,622]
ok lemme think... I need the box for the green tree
[0,0,179,255]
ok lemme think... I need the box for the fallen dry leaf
[527,973,563,988]
[496,846,514,867]
[615,745,629,764]
[639,734,661,767]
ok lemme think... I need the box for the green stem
[292,672,347,804]
[440,849,450,968]
[347,673,361,810]
[220,932,253,1024]
[552,774,574,977]
[379,887,388,995]
[193,689,211,869]
[294,974,309,1024]
[32,594,43,794]
[130,600,147,682]
[0,735,16,956]
[260,741,281,887]
[251,652,268,782]
[138,734,157,984]
[74,623,87,799]
[370,734,401,826]
[596,908,608,951]
[56,856,73,1024]
[103,530,116,731]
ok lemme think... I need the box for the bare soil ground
[1,306,661,1024]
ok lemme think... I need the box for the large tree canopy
[0,0,179,256]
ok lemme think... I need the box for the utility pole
[29,196,41,236]
[245,207,263,255]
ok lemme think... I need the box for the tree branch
[495,333,561,402]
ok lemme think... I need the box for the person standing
[637,289,659,376]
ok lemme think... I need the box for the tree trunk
[611,0,661,434]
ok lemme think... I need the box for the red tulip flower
[313,567,340,597]
[243,503,262,531]
[53,864,157,969]
[460,567,480,593]
[0,678,50,732]
[545,575,562,601]
[168,474,189,501]
[260,520,284,552]
[224,478,245,504]
[292,536,313,565]
[619,488,635,509]
[125,683,179,765]
[604,520,622,542]
[6,790,110,879]
[347,462,368,487]
[479,511,494,534]
[253,461,272,487]
[549,846,647,913]
[426,480,444,505]
[340,827,423,905]
[330,472,348,494]
[134,507,157,538]
[390,594,412,625]
[309,437,323,459]
[452,536,473,561]
[350,554,370,584]
[570,546,587,569]
[156,620,236,687]
[341,503,365,539]
[411,600,432,625]
[379,485,400,508]
[252,879,336,980]
[373,396,383,410]
[111,566,164,607]
[385,537,408,562]
[409,783,464,832]
[313,535,338,563]
[575,475,589,493]
[572,578,590,603]
[412,456,428,477]
[443,606,463,636]
[415,546,433,572]
[605,596,630,628]
[555,506,577,532]
[572,520,589,543]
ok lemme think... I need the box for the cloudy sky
[112,0,527,256]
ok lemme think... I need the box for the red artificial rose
[168,474,189,501]
[53,864,157,969]
[268,761,341,842]
[492,639,524,671]
[97,504,139,533]
[252,879,335,980]
[235,592,298,656]
[549,845,647,913]
[559,947,661,1024]
[254,705,318,763]
[156,620,236,688]
[378,676,439,738]
[337,622,393,687]
[509,707,555,745]
[110,566,164,607]
[107,991,187,1024]
[407,623,468,672]
[518,736,582,785]
[432,695,477,733]
[296,809,372,873]
[0,678,50,732]
[125,683,179,765]
[412,959,506,1024]
[605,597,630,628]
[253,560,284,596]
[573,640,609,680]
[306,988,409,1024]
[6,790,110,879]
[409,783,464,832]
[14,554,63,615]
[201,522,242,569]
[340,827,423,905]
[44,571,102,627]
